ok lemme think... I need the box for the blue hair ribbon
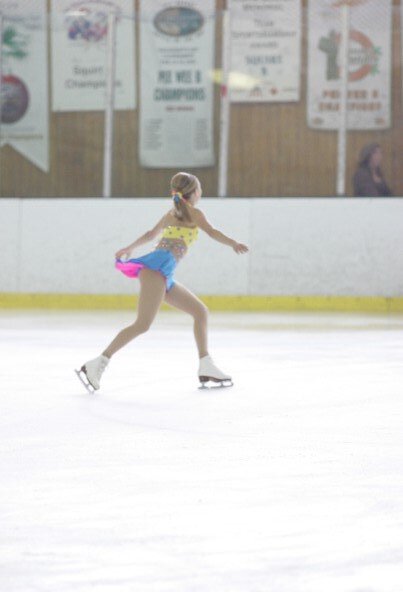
[172,191,182,204]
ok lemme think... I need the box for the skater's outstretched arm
[115,213,169,259]
[192,209,249,254]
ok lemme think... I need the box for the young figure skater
[76,172,249,392]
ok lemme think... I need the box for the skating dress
[115,225,198,291]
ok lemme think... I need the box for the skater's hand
[233,242,249,254]
[115,246,132,260]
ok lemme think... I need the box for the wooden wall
[0,0,401,198]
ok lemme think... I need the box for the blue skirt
[115,249,177,291]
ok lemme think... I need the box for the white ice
[1,310,403,592]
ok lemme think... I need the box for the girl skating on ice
[76,172,249,392]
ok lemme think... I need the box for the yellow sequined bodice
[161,225,199,246]
[157,225,199,260]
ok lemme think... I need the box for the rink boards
[0,197,402,311]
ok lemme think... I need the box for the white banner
[139,0,215,168]
[308,0,392,130]
[51,0,136,112]
[228,0,301,103]
[0,0,48,172]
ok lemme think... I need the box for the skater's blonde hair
[171,172,199,223]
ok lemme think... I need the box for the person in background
[352,143,393,197]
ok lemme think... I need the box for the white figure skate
[198,355,233,389]
[75,354,109,393]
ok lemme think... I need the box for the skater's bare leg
[102,269,166,358]
[164,282,209,358]
[165,283,231,385]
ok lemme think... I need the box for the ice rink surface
[1,309,403,592]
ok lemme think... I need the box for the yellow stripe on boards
[0,293,138,310]
[0,293,402,313]
[201,296,403,313]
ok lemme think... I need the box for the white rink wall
[1,198,403,297]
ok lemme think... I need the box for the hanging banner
[228,0,301,103]
[307,0,392,130]
[51,0,136,112]
[139,0,215,168]
[0,0,49,172]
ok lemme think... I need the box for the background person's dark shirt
[353,167,393,197]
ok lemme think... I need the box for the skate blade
[75,368,96,394]
[198,377,233,390]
